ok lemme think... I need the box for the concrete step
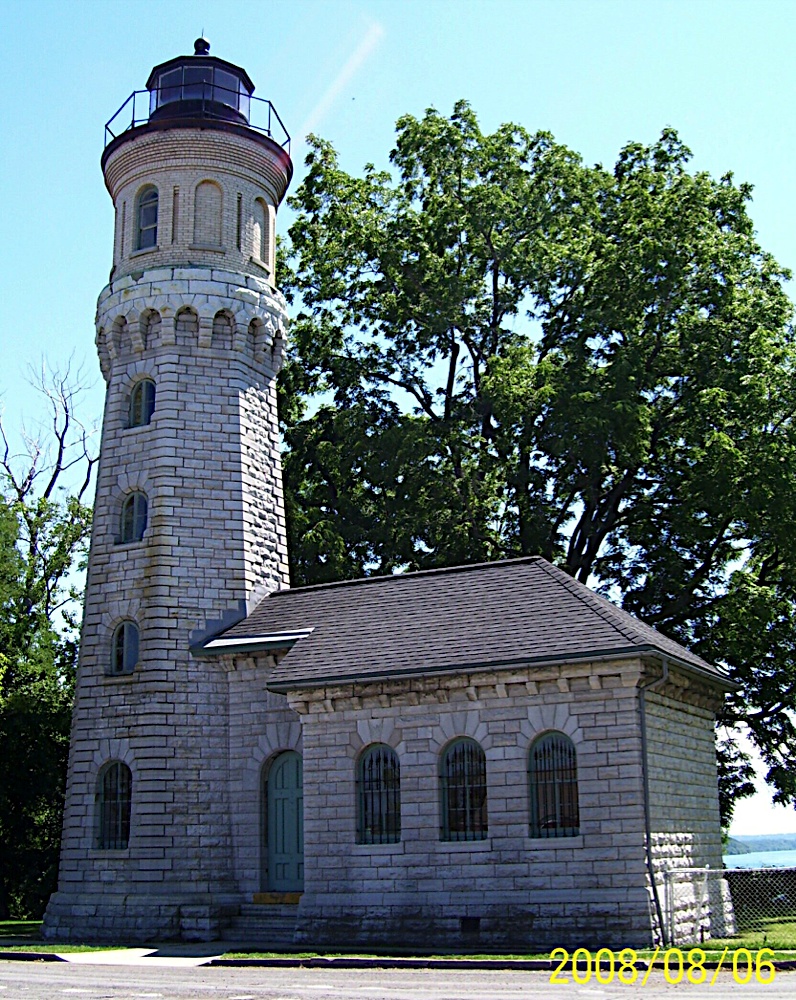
[221,904,299,947]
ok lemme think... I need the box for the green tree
[0,368,95,918]
[281,102,796,824]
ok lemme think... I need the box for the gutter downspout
[639,656,669,946]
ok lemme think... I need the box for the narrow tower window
[529,732,580,838]
[236,193,242,250]
[120,492,148,543]
[97,762,132,849]
[171,186,179,243]
[357,745,401,844]
[110,621,139,675]
[129,379,155,428]
[119,201,127,259]
[136,186,158,250]
[440,738,487,841]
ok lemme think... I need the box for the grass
[0,921,115,953]
[706,917,796,953]
[0,921,41,940]
[2,919,796,962]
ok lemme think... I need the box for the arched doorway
[264,751,304,891]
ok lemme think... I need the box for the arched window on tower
[253,197,270,267]
[120,492,147,543]
[528,732,580,838]
[129,379,155,428]
[109,621,139,676]
[357,744,401,844]
[135,186,158,250]
[440,738,488,841]
[97,761,132,849]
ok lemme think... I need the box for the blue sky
[1,0,795,835]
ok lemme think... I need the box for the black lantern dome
[146,38,254,126]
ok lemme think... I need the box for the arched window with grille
[135,186,158,250]
[97,761,132,849]
[529,732,580,838]
[120,492,147,543]
[110,621,139,675]
[129,379,155,428]
[357,744,401,844]
[440,737,487,841]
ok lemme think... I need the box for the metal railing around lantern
[104,83,291,154]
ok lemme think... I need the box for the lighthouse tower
[44,41,292,941]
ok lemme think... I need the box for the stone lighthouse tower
[44,40,292,941]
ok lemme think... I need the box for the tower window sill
[130,246,159,258]
[249,255,272,274]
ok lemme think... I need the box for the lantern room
[146,37,254,126]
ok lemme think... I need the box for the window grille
[120,492,147,543]
[441,738,488,841]
[357,744,401,844]
[110,621,139,675]
[97,762,132,850]
[529,732,580,838]
[136,187,158,250]
[129,379,155,427]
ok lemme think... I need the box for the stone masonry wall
[43,267,289,942]
[644,677,730,943]
[285,658,657,951]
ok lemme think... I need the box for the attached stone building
[43,42,733,949]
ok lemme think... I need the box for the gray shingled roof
[213,556,728,690]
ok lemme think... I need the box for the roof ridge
[267,555,545,598]
[534,559,647,646]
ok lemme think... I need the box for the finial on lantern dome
[194,37,210,55]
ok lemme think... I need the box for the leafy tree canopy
[280,101,796,823]
[0,368,95,918]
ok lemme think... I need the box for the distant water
[723,849,796,869]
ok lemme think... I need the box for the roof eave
[191,628,313,657]
[265,644,727,694]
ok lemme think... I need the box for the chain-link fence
[662,866,796,947]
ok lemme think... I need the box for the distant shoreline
[725,833,796,856]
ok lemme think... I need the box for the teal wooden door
[267,751,304,891]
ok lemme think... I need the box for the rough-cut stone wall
[285,658,659,950]
[646,682,725,872]
[43,265,289,943]
[644,677,730,943]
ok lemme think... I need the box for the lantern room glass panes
[440,738,488,841]
[183,65,212,100]
[214,69,239,108]
[150,64,250,120]
[357,745,401,844]
[97,762,132,850]
[529,733,580,838]
[159,68,182,105]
